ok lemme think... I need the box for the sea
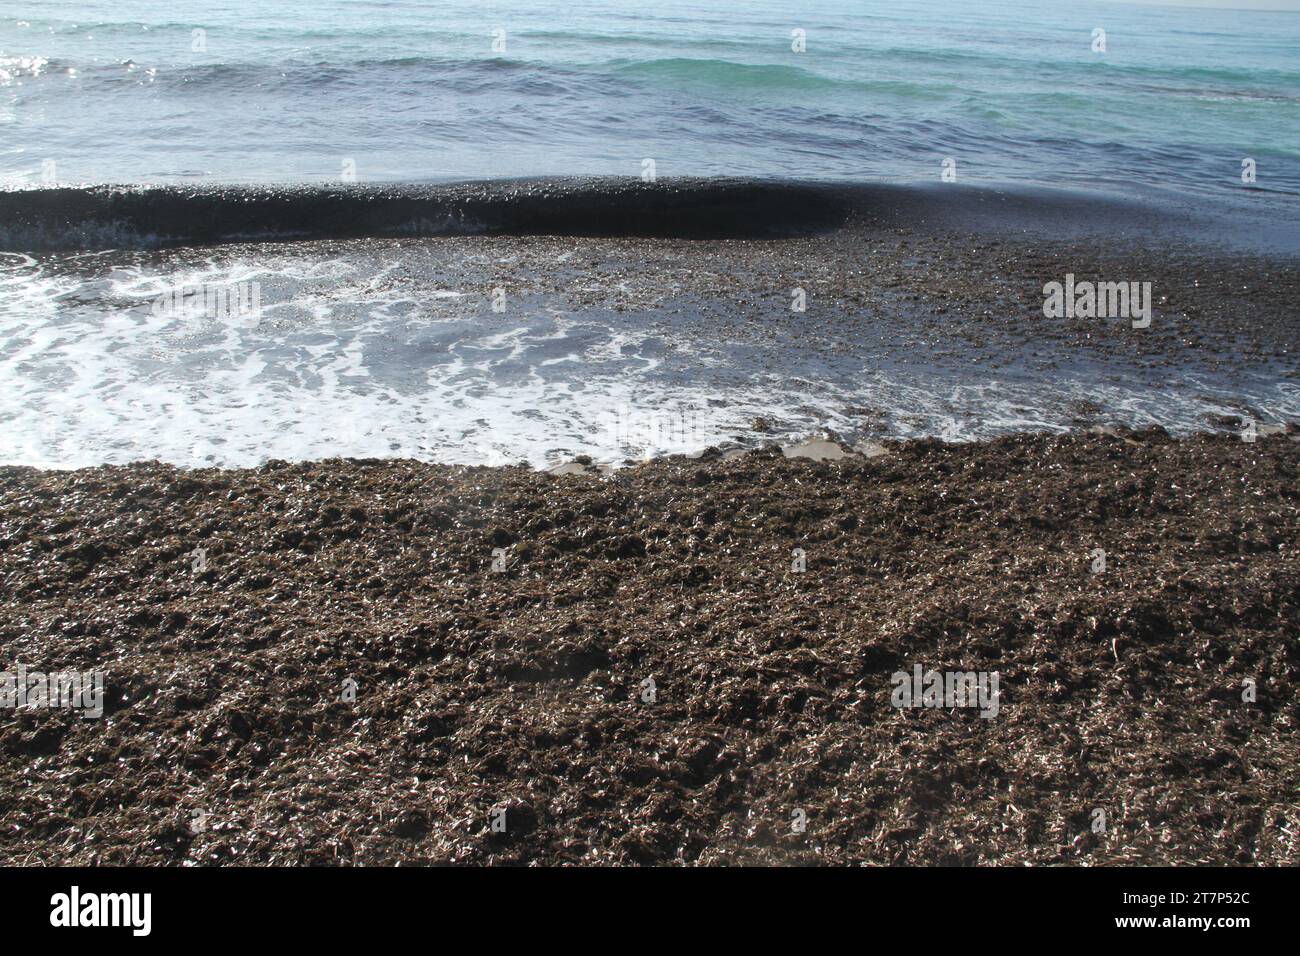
[1,0,1298,468]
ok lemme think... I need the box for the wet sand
[1,428,1295,865]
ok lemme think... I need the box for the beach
[1,428,1296,865]
[2,0,1298,876]
[1,183,1297,868]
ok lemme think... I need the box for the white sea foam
[1,250,1294,470]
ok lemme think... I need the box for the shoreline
[2,427,1295,865]
[5,220,1297,471]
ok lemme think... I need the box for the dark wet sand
[1,428,1295,865]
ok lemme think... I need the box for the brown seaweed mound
[0,429,1295,865]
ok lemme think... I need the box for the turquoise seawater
[2,0,1298,204]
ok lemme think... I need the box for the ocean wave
[3,177,1294,255]
[612,57,835,91]
[47,55,593,98]
[0,179,851,250]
